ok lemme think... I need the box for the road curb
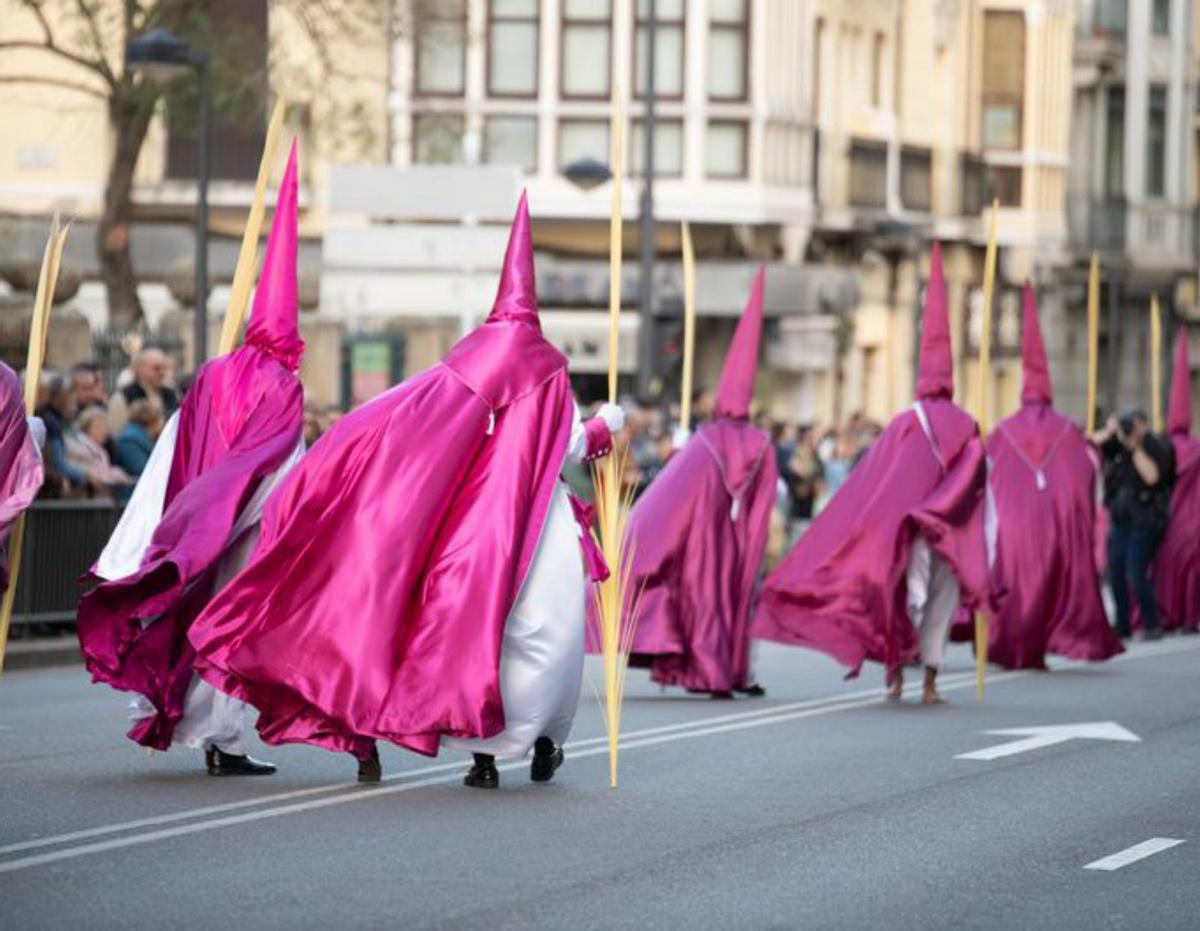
[5,636,81,671]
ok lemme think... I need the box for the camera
[1118,415,1135,436]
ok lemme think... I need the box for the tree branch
[0,35,116,89]
[71,0,118,83]
[0,72,110,100]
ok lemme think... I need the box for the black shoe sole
[358,761,382,784]
[463,772,499,789]
[207,766,277,777]
[530,749,564,783]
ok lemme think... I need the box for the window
[900,146,932,211]
[415,0,467,96]
[488,0,539,97]
[705,121,747,178]
[1105,84,1125,197]
[1096,0,1127,36]
[412,113,465,164]
[871,31,885,108]
[634,0,685,100]
[484,117,538,172]
[1147,85,1167,198]
[558,119,610,172]
[631,119,684,177]
[708,0,749,101]
[561,0,612,99]
[988,166,1023,207]
[1153,0,1171,35]
[981,11,1025,150]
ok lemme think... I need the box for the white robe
[443,402,589,760]
[95,410,305,755]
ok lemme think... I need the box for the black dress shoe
[1115,626,1132,640]
[710,690,735,700]
[530,737,564,783]
[205,747,277,776]
[357,745,382,784]
[464,753,499,789]
[735,684,766,697]
[1143,627,1164,642]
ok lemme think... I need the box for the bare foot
[887,668,904,702]
[921,666,944,705]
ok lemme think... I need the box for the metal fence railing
[7,500,122,629]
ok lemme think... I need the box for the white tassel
[1035,470,1047,491]
[731,497,741,522]
[487,410,495,435]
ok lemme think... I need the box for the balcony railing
[848,139,888,209]
[1068,196,1196,265]
[1067,195,1128,254]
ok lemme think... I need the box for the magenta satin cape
[984,403,1123,667]
[0,362,42,590]
[593,420,777,692]
[754,399,988,679]
[75,346,303,749]
[188,321,573,759]
[1155,434,1200,631]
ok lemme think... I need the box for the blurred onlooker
[70,362,108,410]
[112,398,165,501]
[108,347,180,435]
[36,371,89,497]
[815,427,858,512]
[1093,409,1176,639]
[67,406,131,502]
[785,428,823,547]
[303,401,324,447]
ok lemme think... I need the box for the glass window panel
[489,22,538,95]
[491,0,536,15]
[709,0,745,23]
[1147,86,1167,197]
[484,117,538,172]
[635,25,685,97]
[417,20,465,93]
[705,122,746,177]
[708,27,746,98]
[564,0,610,17]
[562,24,611,96]
[637,0,685,17]
[1153,0,1170,35]
[413,114,465,164]
[982,105,1020,149]
[631,120,684,176]
[559,120,610,171]
[1105,85,1125,197]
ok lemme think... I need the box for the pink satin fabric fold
[754,399,987,679]
[188,320,573,760]
[1155,435,1200,631]
[590,420,776,693]
[0,363,42,591]
[983,403,1123,667]
[76,344,303,749]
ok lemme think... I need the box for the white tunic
[95,410,304,755]
[443,402,589,760]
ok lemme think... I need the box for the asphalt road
[2,636,1198,931]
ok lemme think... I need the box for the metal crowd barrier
[8,500,122,628]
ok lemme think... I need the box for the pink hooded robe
[0,362,44,591]
[1154,328,1200,631]
[76,144,307,750]
[753,242,989,680]
[189,193,602,761]
[981,284,1122,667]
[604,266,777,693]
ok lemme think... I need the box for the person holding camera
[1092,409,1176,640]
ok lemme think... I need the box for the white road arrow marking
[956,722,1141,761]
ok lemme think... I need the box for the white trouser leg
[906,538,961,670]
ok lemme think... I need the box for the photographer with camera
[1092,409,1176,640]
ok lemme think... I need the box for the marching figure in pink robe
[188,193,622,789]
[754,242,989,703]
[0,362,45,593]
[76,144,307,776]
[612,266,777,698]
[981,283,1123,668]
[1154,328,1200,632]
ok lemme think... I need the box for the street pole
[193,51,211,367]
[637,0,657,401]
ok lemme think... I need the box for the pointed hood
[1020,281,1053,405]
[1168,327,1192,437]
[916,241,953,400]
[487,190,540,330]
[245,140,304,371]
[714,264,766,420]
